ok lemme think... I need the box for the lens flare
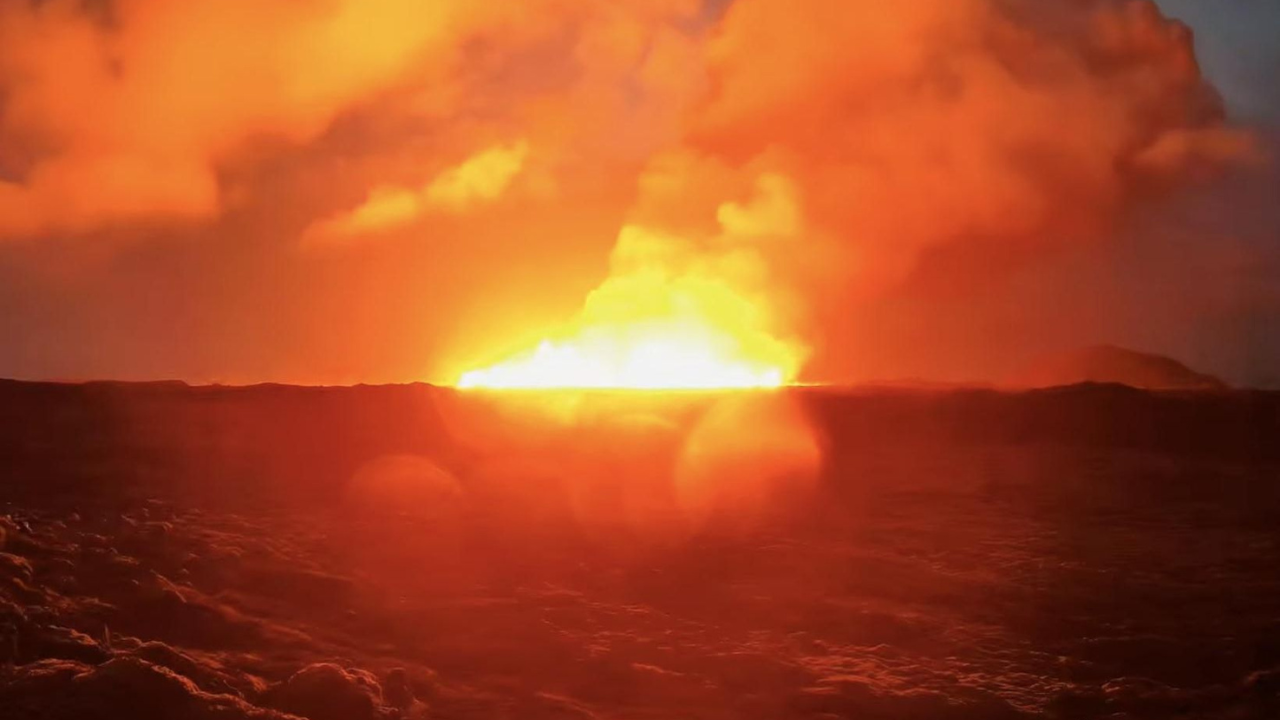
[675,393,822,529]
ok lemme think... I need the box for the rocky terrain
[1,381,1278,719]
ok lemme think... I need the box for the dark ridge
[0,379,1275,508]
[1009,345,1229,391]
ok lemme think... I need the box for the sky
[0,0,1276,387]
[1156,0,1280,122]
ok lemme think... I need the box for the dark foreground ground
[0,380,1278,719]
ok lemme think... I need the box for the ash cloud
[0,0,528,236]
[0,0,1271,384]
[653,0,1258,378]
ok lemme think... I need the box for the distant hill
[1008,345,1229,391]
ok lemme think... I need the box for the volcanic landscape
[1,379,1277,719]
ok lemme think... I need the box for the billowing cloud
[304,140,529,246]
[665,0,1257,291]
[0,0,523,237]
[0,0,1268,385]
[453,0,1259,385]
[424,141,530,211]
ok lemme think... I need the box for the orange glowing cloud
[452,0,1256,387]
[305,141,530,246]
[684,0,1260,292]
[424,141,531,211]
[0,0,1260,387]
[0,0,524,237]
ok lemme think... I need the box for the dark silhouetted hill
[1009,345,1228,391]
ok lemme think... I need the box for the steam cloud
[0,0,522,235]
[0,0,1262,381]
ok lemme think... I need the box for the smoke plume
[0,0,1265,384]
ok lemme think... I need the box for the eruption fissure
[456,177,807,390]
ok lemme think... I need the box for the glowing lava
[457,331,791,390]
[455,177,808,391]
[454,230,804,390]
[455,272,803,389]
